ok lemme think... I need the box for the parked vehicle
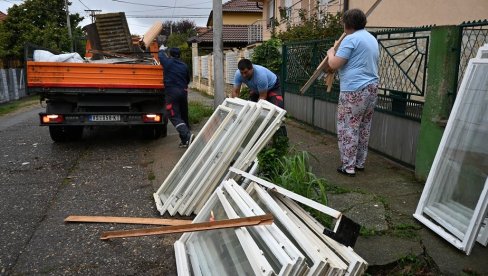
[25,13,167,142]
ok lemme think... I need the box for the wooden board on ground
[100,214,274,240]
[65,215,192,226]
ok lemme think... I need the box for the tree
[161,20,197,73]
[251,38,282,74]
[161,20,196,37]
[276,10,343,42]
[0,0,84,60]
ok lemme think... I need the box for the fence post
[0,69,9,102]
[281,44,287,99]
[10,69,19,100]
[415,25,461,181]
[311,41,318,126]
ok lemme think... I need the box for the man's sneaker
[179,134,194,148]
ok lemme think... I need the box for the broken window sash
[230,100,277,169]
[248,182,341,275]
[235,100,287,171]
[229,167,341,219]
[156,99,254,216]
[221,180,308,274]
[216,186,279,275]
[154,105,235,214]
[414,46,488,255]
[193,102,285,214]
[176,174,367,275]
[179,100,262,215]
[274,195,368,275]
[184,195,258,275]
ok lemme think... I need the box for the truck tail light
[143,113,161,123]
[41,114,64,124]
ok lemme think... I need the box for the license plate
[89,115,121,122]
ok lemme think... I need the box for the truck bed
[27,61,164,89]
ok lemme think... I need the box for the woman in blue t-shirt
[327,9,379,177]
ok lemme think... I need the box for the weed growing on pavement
[188,101,213,124]
[258,139,335,227]
[0,94,39,116]
[381,253,440,275]
[148,171,156,181]
[391,223,422,240]
[360,226,378,237]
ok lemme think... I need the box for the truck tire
[141,125,162,140]
[49,126,84,142]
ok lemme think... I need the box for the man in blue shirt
[232,59,286,137]
[232,59,284,109]
[159,47,193,148]
[327,8,379,177]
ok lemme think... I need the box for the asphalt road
[0,105,184,275]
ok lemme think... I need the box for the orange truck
[26,52,166,142]
[26,13,167,142]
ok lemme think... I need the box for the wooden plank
[100,214,274,240]
[299,33,346,94]
[64,215,192,226]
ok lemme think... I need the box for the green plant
[188,101,213,124]
[360,226,379,237]
[251,38,282,74]
[239,87,250,100]
[148,171,156,181]
[260,149,334,227]
[277,10,343,42]
[257,134,290,179]
[391,223,421,239]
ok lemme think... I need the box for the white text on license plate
[90,115,121,122]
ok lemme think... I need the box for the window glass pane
[187,199,255,275]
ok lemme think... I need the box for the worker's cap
[169,48,181,58]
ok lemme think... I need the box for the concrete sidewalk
[286,119,487,275]
[187,89,487,274]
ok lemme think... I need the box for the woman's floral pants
[337,83,378,172]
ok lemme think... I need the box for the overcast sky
[0,0,217,35]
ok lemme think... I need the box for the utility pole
[212,0,225,108]
[85,9,102,23]
[65,0,73,52]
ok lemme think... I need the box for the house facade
[195,0,263,50]
[254,0,488,41]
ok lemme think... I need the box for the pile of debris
[175,171,367,275]
[30,12,162,65]
[151,98,368,275]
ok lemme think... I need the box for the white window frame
[154,105,235,215]
[414,50,488,255]
[248,182,329,274]
[275,195,368,275]
[229,167,341,219]
[237,100,287,170]
[166,99,255,215]
[222,180,307,274]
[183,100,263,215]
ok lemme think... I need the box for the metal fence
[455,20,488,93]
[282,27,432,122]
[0,69,27,104]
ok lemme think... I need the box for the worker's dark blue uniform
[159,48,192,147]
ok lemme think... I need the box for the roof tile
[198,25,250,43]
[222,0,262,13]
